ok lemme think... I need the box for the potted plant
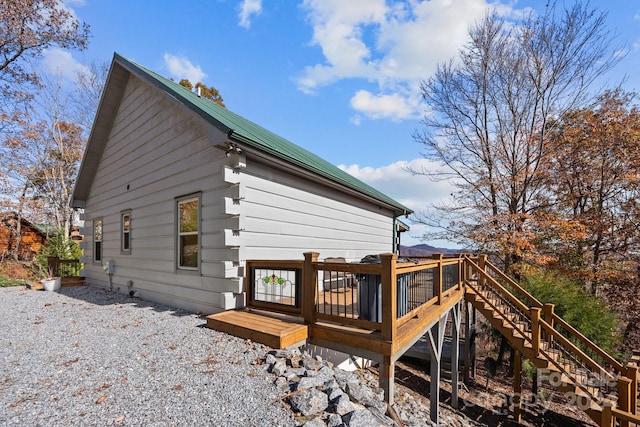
[41,267,61,292]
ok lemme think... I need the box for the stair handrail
[466,278,534,346]
[471,257,624,376]
[610,407,640,426]
[484,261,543,309]
[464,258,531,318]
[539,318,617,386]
[551,312,624,374]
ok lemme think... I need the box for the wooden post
[451,303,461,409]
[513,349,522,423]
[433,253,443,304]
[478,254,487,289]
[530,307,541,357]
[626,363,638,415]
[380,253,398,343]
[464,302,471,385]
[617,375,632,427]
[471,302,477,378]
[543,304,555,344]
[302,252,319,325]
[380,355,395,405]
[600,402,613,427]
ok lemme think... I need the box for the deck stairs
[464,257,639,426]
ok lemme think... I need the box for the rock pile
[263,347,491,427]
[264,347,399,426]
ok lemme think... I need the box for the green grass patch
[0,275,29,287]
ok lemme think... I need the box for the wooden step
[206,309,308,349]
[26,282,44,291]
[61,276,86,287]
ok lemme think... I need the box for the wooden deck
[61,276,86,287]
[206,309,309,349]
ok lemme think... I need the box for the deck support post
[451,302,461,409]
[380,252,398,404]
[380,355,395,405]
[464,302,470,385]
[464,301,477,382]
[513,349,522,423]
[427,311,449,425]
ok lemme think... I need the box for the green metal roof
[115,53,411,215]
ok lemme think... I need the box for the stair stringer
[464,284,611,425]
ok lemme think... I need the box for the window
[177,196,199,270]
[121,211,131,254]
[94,219,103,262]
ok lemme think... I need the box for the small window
[94,219,103,262]
[121,211,131,254]
[177,196,199,270]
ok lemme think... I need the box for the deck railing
[244,252,638,423]
[245,252,469,344]
[47,256,83,278]
[465,256,639,424]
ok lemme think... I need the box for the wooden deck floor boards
[206,310,308,349]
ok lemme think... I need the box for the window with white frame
[121,211,131,254]
[94,219,103,262]
[177,196,199,270]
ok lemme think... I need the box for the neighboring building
[0,212,47,261]
[71,53,411,314]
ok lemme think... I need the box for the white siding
[236,159,396,262]
[81,76,239,314]
[80,73,399,315]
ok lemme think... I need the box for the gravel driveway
[0,285,295,426]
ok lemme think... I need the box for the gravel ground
[0,285,295,427]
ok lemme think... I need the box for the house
[0,212,47,261]
[71,53,412,314]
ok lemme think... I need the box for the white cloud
[239,0,263,29]
[338,158,455,212]
[350,89,420,121]
[42,48,90,81]
[297,0,518,122]
[163,53,207,83]
[339,158,459,246]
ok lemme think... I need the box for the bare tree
[411,1,621,270]
[71,60,109,135]
[0,0,89,259]
[1,68,97,260]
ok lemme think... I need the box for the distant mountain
[399,244,460,258]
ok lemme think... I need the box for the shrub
[35,230,83,277]
[522,268,622,359]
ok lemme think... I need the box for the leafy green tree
[35,230,82,277]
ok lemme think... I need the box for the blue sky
[48,0,640,247]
